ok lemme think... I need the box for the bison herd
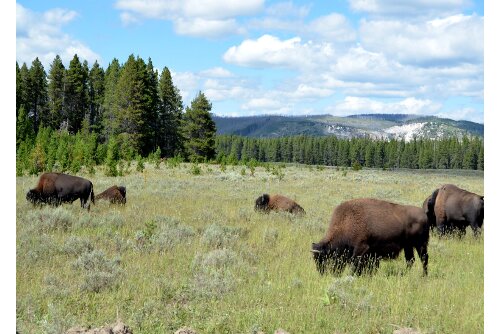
[26,172,126,210]
[26,172,483,277]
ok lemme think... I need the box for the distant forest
[215,135,483,170]
[16,54,483,175]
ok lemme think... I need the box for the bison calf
[425,184,483,237]
[26,172,95,210]
[312,198,429,276]
[95,185,126,204]
[254,194,305,215]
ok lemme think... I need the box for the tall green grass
[16,164,483,333]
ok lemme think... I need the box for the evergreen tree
[64,54,88,133]
[158,66,184,157]
[88,60,105,133]
[47,55,66,130]
[16,105,35,148]
[102,58,121,139]
[182,92,217,162]
[28,57,48,133]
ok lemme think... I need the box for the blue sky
[16,0,484,123]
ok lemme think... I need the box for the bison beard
[26,172,95,210]
[254,193,305,215]
[311,198,429,276]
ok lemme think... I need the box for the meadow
[16,164,484,334]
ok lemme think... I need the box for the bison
[311,198,429,276]
[254,194,305,215]
[26,172,95,210]
[95,185,126,204]
[425,184,484,237]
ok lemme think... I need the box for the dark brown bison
[426,184,484,237]
[311,198,429,276]
[95,185,126,204]
[254,194,305,215]
[26,172,95,210]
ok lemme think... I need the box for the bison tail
[427,188,439,228]
[90,183,95,205]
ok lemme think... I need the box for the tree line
[16,54,217,175]
[215,135,484,170]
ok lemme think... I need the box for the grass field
[16,164,484,334]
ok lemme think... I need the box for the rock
[174,327,197,334]
[65,321,132,334]
[393,328,421,334]
[274,329,290,334]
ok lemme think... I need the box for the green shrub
[73,250,122,293]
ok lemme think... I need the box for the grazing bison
[426,184,484,237]
[95,185,126,204]
[254,194,305,215]
[26,172,95,210]
[311,198,429,276]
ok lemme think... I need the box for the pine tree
[17,62,31,118]
[64,54,88,133]
[16,105,35,148]
[158,66,184,157]
[47,55,66,130]
[103,58,121,139]
[28,57,49,133]
[182,92,217,162]
[88,60,105,133]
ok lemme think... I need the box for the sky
[16,0,484,123]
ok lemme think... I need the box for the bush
[190,249,242,299]
[73,250,122,293]
[352,160,363,171]
[26,207,73,232]
[201,224,247,249]
[61,236,94,256]
[152,216,195,252]
[190,164,202,175]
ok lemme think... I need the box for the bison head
[254,194,270,211]
[311,242,328,275]
[26,189,41,204]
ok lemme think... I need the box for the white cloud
[115,0,263,37]
[120,12,139,26]
[200,67,234,78]
[265,1,310,18]
[242,97,283,110]
[327,96,442,116]
[16,3,100,67]
[223,34,335,70]
[307,13,356,42]
[349,0,471,16]
[360,14,483,66]
[173,18,245,38]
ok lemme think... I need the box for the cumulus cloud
[223,34,335,70]
[173,17,245,38]
[115,0,263,37]
[360,14,483,66]
[16,3,100,67]
[327,96,442,116]
[307,13,357,42]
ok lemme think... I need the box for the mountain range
[213,114,483,141]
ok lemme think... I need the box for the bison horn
[310,249,321,254]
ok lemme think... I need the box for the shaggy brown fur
[26,172,95,210]
[95,185,126,204]
[430,184,483,237]
[312,198,429,276]
[254,194,305,215]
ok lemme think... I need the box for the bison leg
[350,244,371,276]
[404,246,415,269]
[416,245,429,276]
